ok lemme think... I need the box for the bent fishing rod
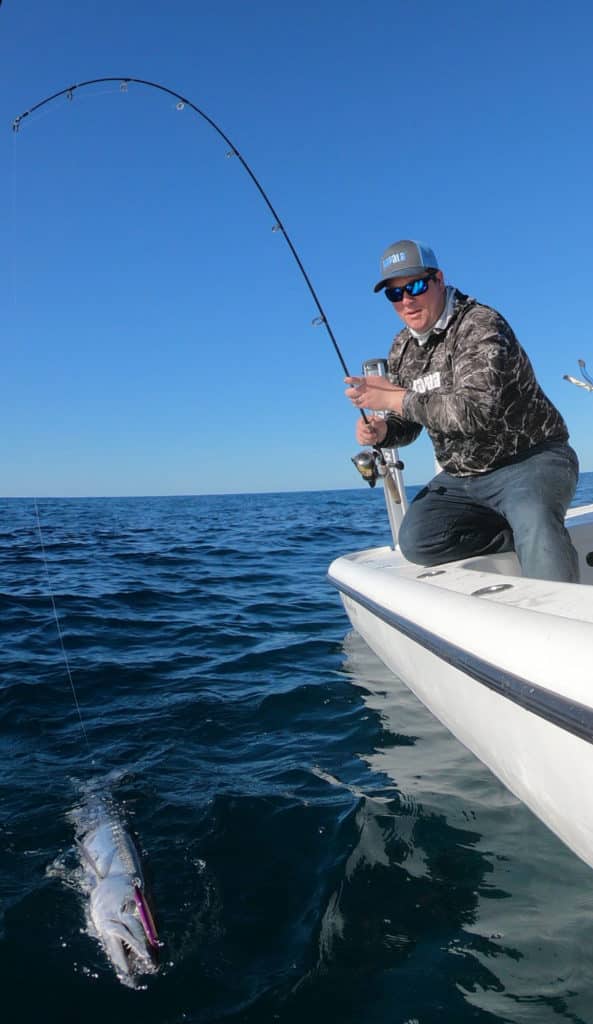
[15,81,404,739]
[13,77,370,405]
[12,76,409,506]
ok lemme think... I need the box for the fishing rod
[14,77,403,503]
[13,76,361,387]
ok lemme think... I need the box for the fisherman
[345,240,580,582]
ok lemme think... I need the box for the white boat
[329,373,593,871]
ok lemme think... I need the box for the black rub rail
[329,574,593,746]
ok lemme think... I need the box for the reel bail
[351,450,380,488]
[351,447,404,488]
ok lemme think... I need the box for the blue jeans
[398,442,580,582]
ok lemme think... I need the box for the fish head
[90,878,159,984]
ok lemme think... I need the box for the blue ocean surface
[2,474,593,1024]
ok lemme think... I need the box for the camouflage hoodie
[381,289,569,476]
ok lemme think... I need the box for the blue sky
[2,0,593,496]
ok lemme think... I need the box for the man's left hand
[345,375,408,416]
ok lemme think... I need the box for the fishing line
[33,499,93,757]
[13,76,370,423]
[10,133,93,757]
[10,130,19,308]
[13,78,379,766]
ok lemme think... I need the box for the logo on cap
[382,251,407,270]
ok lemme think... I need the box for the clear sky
[2,0,593,496]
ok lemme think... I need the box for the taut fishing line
[13,77,376,741]
[32,499,92,757]
[11,113,93,756]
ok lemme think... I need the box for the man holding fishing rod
[345,240,580,582]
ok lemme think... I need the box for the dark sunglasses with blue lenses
[384,272,438,303]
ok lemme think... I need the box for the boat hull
[328,505,593,869]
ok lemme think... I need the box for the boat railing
[350,358,408,550]
[564,359,593,393]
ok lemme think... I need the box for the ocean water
[2,475,593,1024]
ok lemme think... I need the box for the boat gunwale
[329,573,593,748]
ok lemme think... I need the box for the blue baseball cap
[373,239,439,293]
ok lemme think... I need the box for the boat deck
[336,502,593,624]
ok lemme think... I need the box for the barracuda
[77,800,159,987]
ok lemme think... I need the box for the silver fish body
[77,801,159,986]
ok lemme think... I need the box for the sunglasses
[384,272,437,303]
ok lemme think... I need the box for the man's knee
[398,523,425,564]
[398,510,442,565]
[398,501,514,566]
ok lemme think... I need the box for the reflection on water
[337,631,593,1024]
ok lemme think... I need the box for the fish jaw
[89,874,158,982]
[100,915,157,983]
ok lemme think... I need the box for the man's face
[386,270,446,333]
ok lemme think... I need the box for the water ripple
[1,481,593,1023]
